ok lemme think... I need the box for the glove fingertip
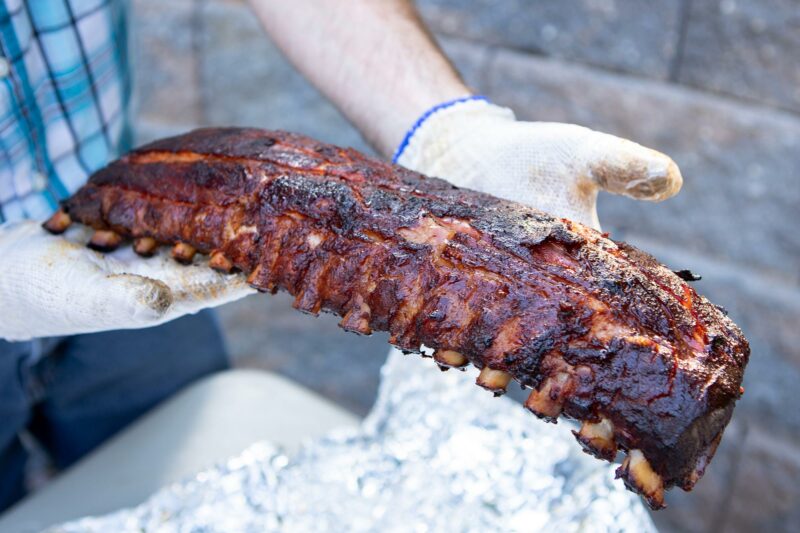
[660,158,683,200]
[620,155,683,201]
[587,135,684,202]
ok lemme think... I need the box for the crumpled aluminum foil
[48,349,655,532]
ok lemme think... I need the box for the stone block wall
[131,1,799,531]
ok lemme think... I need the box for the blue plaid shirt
[0,0,131,223]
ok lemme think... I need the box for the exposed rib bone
[43,209,72,234]
[476,367,512,396]
[87,230,122,252]
[434,349,468,369]
[574,417,617,461]
[171,242,197,264]
[209,250,235,273]
[616,449,665,510]
[525,372,570,422]
[133,237,158,257]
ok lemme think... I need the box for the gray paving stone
[436,35,492,91]
[679,0,800,113]
[131,0,201,129]
[482,48,800,282]
[197,0,372,154]
[418,0,683,79]
[720,424,800,532]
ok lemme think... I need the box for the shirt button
[0,57,9,79]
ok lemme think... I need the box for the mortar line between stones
[441,32,800,123]
[669,0,692,82]
[434,33,658,83]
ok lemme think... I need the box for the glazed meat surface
[46,128,749,509]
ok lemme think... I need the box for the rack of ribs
[44,128,749,509]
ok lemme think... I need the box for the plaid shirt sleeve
[0,0,132,223]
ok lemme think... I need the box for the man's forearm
[247,0,471,156]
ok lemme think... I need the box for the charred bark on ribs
[44,128,749,509]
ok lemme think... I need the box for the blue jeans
[0,310,228,512]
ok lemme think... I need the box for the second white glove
[0,221,255,341]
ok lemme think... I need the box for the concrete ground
[218,291,389,417]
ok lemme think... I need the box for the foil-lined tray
[49,350,655,532]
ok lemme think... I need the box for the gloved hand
[395,98,683,230]
[0,220,255,341]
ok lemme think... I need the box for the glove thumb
[579,131,683,201]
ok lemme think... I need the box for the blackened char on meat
[49,128,750,509]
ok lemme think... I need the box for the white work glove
[395,98,683,230]
[0,221,255,341]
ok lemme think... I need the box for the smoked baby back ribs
[45,128,749,509]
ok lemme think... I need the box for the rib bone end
[434,349,468,369]
[87,230,122,252]
[43,209,72,234]
[616,449,665,510]
[209,250,235,273]
[476,367,512,395]
[524,372,569,422]
[574,417,617,461]
[133,237,158,257]
[171,242,197,264]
